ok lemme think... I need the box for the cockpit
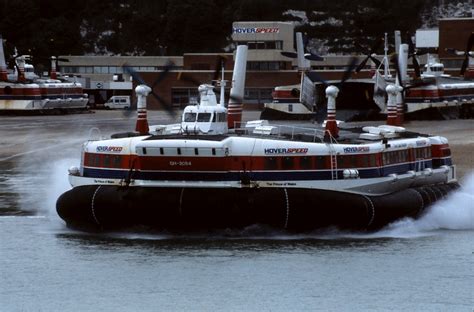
[183,112,227,123]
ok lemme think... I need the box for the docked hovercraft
[57,45,459,232]
[0,36,88,112]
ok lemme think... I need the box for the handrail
[234,121,330,143]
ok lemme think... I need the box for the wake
[372,172,474,237]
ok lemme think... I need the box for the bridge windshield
[184,112,197,122]
[197,113,212,122]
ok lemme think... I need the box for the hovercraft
[57,46,459,232]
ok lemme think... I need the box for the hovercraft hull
[56,183,459,232]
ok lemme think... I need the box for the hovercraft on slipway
[57,45,459,232]
[0,35,88,113]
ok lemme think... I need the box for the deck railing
[233,121,338,144]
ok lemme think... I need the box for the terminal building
[59,21,369,109]
[58,18,473,110]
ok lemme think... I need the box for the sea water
[0,114,472,311]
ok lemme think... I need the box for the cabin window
[337,156,344,167]
[94,155,100,167]
[415,148,430,160]
[300,156,312,169]
[142,147,147,155]
[212,148,216,156]
[104,155,111,167]
[389,152,394,164]
[425,147,431,158]
[442,148,451,157]
[401,150,408,162]
[194,148,199,155]
[315,156,325,169]
[282,157,294,169]
[197,113,212,122]
[160,147,164,155]
[4,86,12,95]
[382,152,389,165]
[369,154,377,167]
[177,148,181,155]
[391,152,396,164]
[184,113,197,122]
[358,155,367,167]
[264,157,278,170]
[113,156,121,167]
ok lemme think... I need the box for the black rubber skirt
[56,183,459,232]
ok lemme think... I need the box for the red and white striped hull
[0,81,88,111]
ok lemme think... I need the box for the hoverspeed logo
[233,27,280,34]
[96,146,123,153]
[264,148,308,154]
[343,146,370,153]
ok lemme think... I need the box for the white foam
[371,172,474,238]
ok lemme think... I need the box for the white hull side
[264,102,313,115]
[406,100,474,113]
[0,99,41,110]
[68,165,455,196]
[42,98,89,109]
[0,98,88,110]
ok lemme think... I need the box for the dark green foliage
[0,0,460,66]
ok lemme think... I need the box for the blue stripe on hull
[83,163,433,182]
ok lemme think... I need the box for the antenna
[384,33,390,79]
[219,61,226,107]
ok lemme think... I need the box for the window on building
[247,61,285,71]
[190,63,211,70]
[171,88,200,108]
[243,88,274,104]
[61,66,79,74]
[266,41,276,49]
[243,41,283,50]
